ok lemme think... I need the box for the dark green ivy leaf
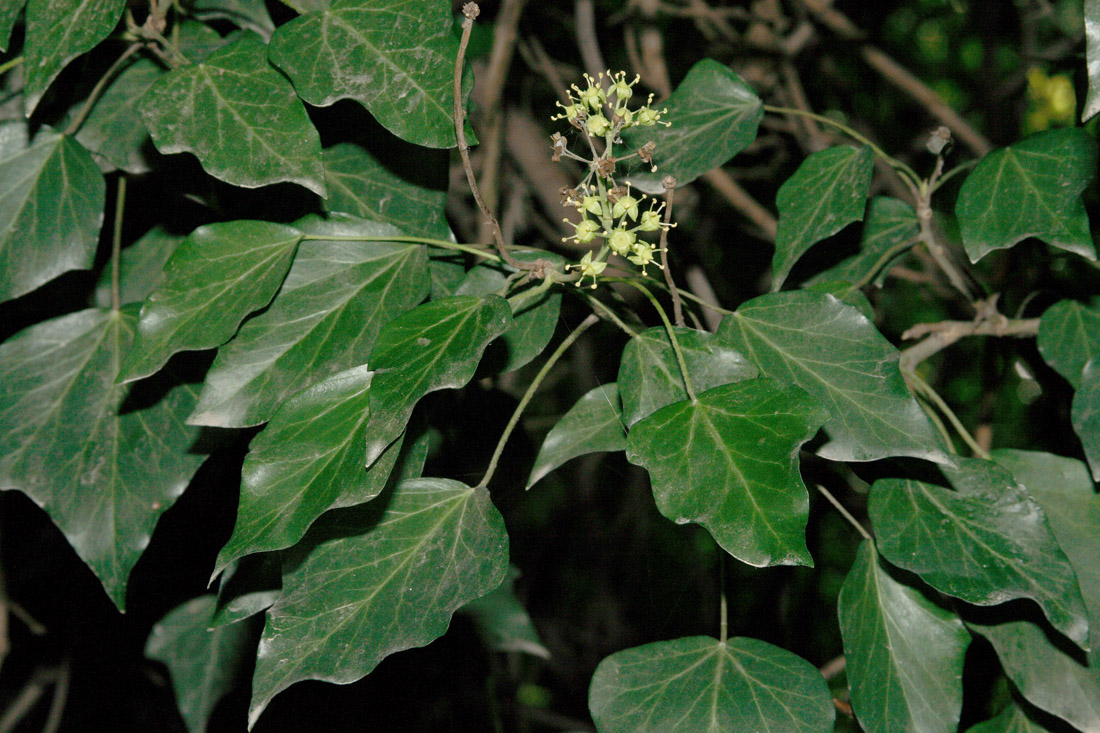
[119,221,303,384]
[461,567,550,659]
[0,124,105,304]
[622,58,762,194]
[956,128,1097,263]
[719,290,949,464]
[869,459,1090,648]
[145,595,255,733]
[806,196,919,290]
[1037,299,1100,389]
[617,326,756,427]
[588,636,834,732]
[74,58,163,174]
[1072,363,1100,481]
[0,308,206,610]
[94,226,182,308]
[968,701,1057,732]
[838,541,970,733]
[627,379,827,567]
[141,32,326,195]
[0,1,24,52]
[190,0,276,38]
[527,383,626,490]
[772,145,874,289]
[363,295,512,467]
[249,478,508,728]
[23,0,126,114]
[267,0,475,149]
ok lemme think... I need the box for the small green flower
[609,72,637,103]
[577,75,606,111]
[609,227,636,256]
[635,106,661,126]
[552,101,584,122]
[580,194,604,217]
[585,113,610,137]
[612,193,639,221]
[571,218,600,244]
[639,208,663,231]
[628,241,662,273]
[572,250,606,288]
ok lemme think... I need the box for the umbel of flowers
[550,71,674,288]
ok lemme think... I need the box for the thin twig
[659,178,684,326]
[575,0,607,79]
[64,43,143,137]
[899,314,1040,372]
[42,656,71,733]
[111,176,127,312]
[0,56,23,76]
[816,485,873,542]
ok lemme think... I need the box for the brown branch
[659,177,684,326]
[575,0,607,78]
[899,313,1040,373]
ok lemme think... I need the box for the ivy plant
[1,0,1099,730]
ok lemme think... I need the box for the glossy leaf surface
[869,460,1089,647]
[249,478,509,728]
[119,221,303,383]
[622,59,762,194]
[588,635,834,732]
[141,33,326,195]
[1087,0,1100,121]
[0,308,205,609]
[806,196,919,289]
[74,58,162,173]
[838,541,969,733]
[968,702,1055,732]
[1037,299,1100,389]
[461,567,550,659]
[145,595,255,733]
[527,383,626,489]
[363,295,512,467]
[267,0,472,148]
[772,145,874,289]
[191,0,275,37]
[627,380,827,567]
[1073,363,1100,481]
[0,1,24,52]
[189,216,430,428]
[617,326,756,427]
[215,365,403,575]
[0,125,105,303]
[23,0,126,114]
[719,290,948,463]
[956,128,1096,262]
[94,227,182,308]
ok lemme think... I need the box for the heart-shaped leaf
[188,215,430,428]
[119,220,303,383]
[869,459,1089,647]
[627,379,827,567]
[0,124,105,303]
[806,196,919,289]
[267,0,474,149]
[838,541,970,733]
[141,32,326,195]
[772,145,874,290]
[719,290,949,464]
[956,128,1096,263]
[1037,299,1100,389]
[527,383,626,489]
[363,295,512,467]
[0,308,206,610]
[249,477,508,728]
[621,58,762,194]
[588,636,834,732]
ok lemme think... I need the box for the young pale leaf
[617,326,756,427]
[719,290,949,464]
[455,251,565,373]
[363,295,512,467]
[23,0,126,114]
[322,142,449,240]
[621,58,762,194]
[627,380,827,568]
[94,226,182,308]
[145,595,255,733]
[869,459,1090,648]
[1072,363,1100,481]
[189,216,430,428]
[0,1,24,52]
[140,32,326,195]
[74,58,162,174]
[772,145,874,289]
[526,383,627,489]
[267,0,474,149]
[1087,0,1100,122]
[119,221,303,383]
[968,617,1100,732]
[956,128,1097,263]
[249,478,509,729]
[214,366,404,576]
[806,196,919,289]
[1037,299,1100,388]
[838,541,970,733]
[461,567,550,659]
[588,636,834,732]
[0,308,206,610]
[0,124,105,303]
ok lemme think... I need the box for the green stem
[615,279,696,400]
[478,313,599,491]
[931,159,978,193]
[64,43,143,137]
[298,233,501,261]
[907,371,990,459]
[111,176,127,312]
[816,485,873,542]
[845,235,920,294]
[917,395,955,452]
[582,293,640,338]
[0,56,23,76]
[718,549,728,644]
[763,104,922,189]
[644,278,735,316]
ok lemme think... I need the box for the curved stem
[479,313,599,490]
[615,279,696,401]
[845,235,919,294]
[582,292,640,338]
[0,56,23,77]
[931,159,978,193]
[64,43,143,137]
[816,485,873,542]
[110,176,127,312]
[298,233,501,261]
[659,181,683,327]
[906,370,990,459]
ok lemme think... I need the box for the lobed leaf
[1037,299,1100,389]
[956,128,1097,263]
[119,220,303,383]
[249,477,509,728]
[806,196,919,289]
[838,541,970,733]
[526,383,626,489]
[588,636,834,732]
[772,145,874,289]
[719,290,949,463]
[140,32,326,195]
[626,379,827,568]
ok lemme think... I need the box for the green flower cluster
[550,71,673,288]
